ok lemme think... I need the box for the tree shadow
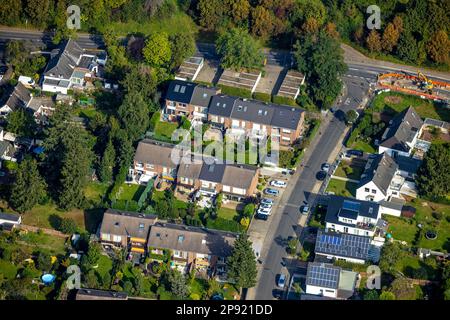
[83,208,105,234]
[48,214,62,230]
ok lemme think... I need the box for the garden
[325,179,358,197]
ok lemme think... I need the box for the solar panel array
[342,200,361,212]
[315,230,371,260]
[306,263,340,289]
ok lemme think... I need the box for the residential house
[0,82,32,117]
[147,222,237,279]
[378,107,423,157]
[305,262,357,299]
[324,196,381,238]
[0,127,18,164]
[208,95,305,146]
[314,229,379,264]
[42,39,106,94]
[356,153,418,203]
[75,288,128,300]
[177,159,259,201]
[164,80,220,123]
[131,140,178,184]
[98,209,157,260]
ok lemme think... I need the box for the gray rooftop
[394,155,422,174]
[380,107,423,152]
[134,140,177,169]
[44,39,84,79]
[165,80,197,104]
[99,209,157,239]
[0,212,21,223]
[3,82,31,111]
[315,229,371,261]
[190,85,219,108]
[359,153,398,195]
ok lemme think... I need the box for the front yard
[325,179,358,197]
[333,160,365,181]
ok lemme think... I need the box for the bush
[149,112,161,132]
[218,84,252,99]
[432,211,443,220]
[206,217,243,232]
[272,95,297,107]
[58,217,78,234]
[243,203,255,217]
[252,92,271,103]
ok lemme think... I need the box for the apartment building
[164,80,220,122]
[208,95,305,146]
[147,222,237,279]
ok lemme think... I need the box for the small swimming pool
[41,274,56,284]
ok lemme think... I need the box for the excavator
[417,71,433,94]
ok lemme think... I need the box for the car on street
[264,188,279,196]
[260,198,274,206]
[277,273,286,288]
[316,171,327,181]
[300,205,310,215]
[259,203,272,210]
[255,212,269,220]
[321,163,330,172]
[270,180,287,188]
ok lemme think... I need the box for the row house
[164,80,220,123]
[147,222,237,279]
[42,39,106,94]
[131,140,178,184]
[177,159,259,201]
[98,209,157,260]
[324,196,382,238]
[208,95,305,147]
[378,107,423,158]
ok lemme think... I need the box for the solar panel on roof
[343,200,360,212]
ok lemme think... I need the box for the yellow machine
[418,71,433,91]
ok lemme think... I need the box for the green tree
[142,32,172,68]
[118,91,150,141]
[389,278,416,300]
[416,143,450,200]
[345,110,358,124]
[10,158,47,213]
[250,6,274,39]
[0,0,22,26]
[169,32,196,70]
[168,270,189,299]
[86,242,102,266]
[363,289,380,300]
[58,217,78,234]
[379,291,396,300]
[379,242,404,274]
[426,30,450,64]
[120,64,158,106]
[36,251,52,271]
[197,0,225,31]
[6,109,36,137]
[25,0,51,28]
[227,233,257,289]
[397,32,419,63]
[293,31,347,108]
[243,203,255,217]
[99,138,115,183]
[216,28,265,71]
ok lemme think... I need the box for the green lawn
[116,184,146,201]
[85,182,110,204]
[325,179,357,197]
[334,161,364,181]
[151,190,188,210]
[0,260,18,279]
[395,254,439,281]
[95,254,113,278]
[17,231,68,256]
[384,200,450,251]
[217,207,239,220]
[371,92,450,122]
[154,121,179,141]
[350,139,377,153]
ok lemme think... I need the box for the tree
[197,0,225,31]
[397,32,419,63]
[58,217,78,234]
[99,138,115,183]
[379,291,396,300]
[416,143,450,200]
[287,237,298,255]
[363,289,380,300]
[6,109,36,138]
[227,233,257,289]
[142,32,172,68]
[216,28,265,71]
[168,270,189,299]
[169,32,196,70]
[426,30,450,64]
[86,242,102,267]
[379,242,404,274]
[243,203,255,217]
[324,22,339,39]
[366,29,382,53]
[382,22,400,53]
[10,158,47,213]
[118,91,150,141]
[345,110,358,124]
[251,6,274,39]
[36,251,52,271]
[225,0,250,25]
[25,0,51,28]
[0,0,21,26]
[120,64,158,106]
[293,31,347,108]
[292,0,326,27]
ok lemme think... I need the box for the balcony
[356,222,376,231]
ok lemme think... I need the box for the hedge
[218,84,252,99]
[346,127,360,147]
[272,95,298,107]
[252,92,271,103]
[149,112,161,132]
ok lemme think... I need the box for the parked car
[270,180,287,188]
[316,171,327,181]
[300,205,310,215]
[256,212,269,220]
[277,273,286,288]
[260,198,274,206]
[321,163,330,172]
[346,149,363,157]
[257,207,272,216]
[264,188,279,196]
[259,203,272,210]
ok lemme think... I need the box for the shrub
[149,112,161,132]
[58,217,78,234]
[218,84,252,99]
[432,211,443,220]
[272,95,297,107]
[252,92,271,103]
[243,203,255,217]
[240,217,250,229]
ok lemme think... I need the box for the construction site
[377,71,450,103]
